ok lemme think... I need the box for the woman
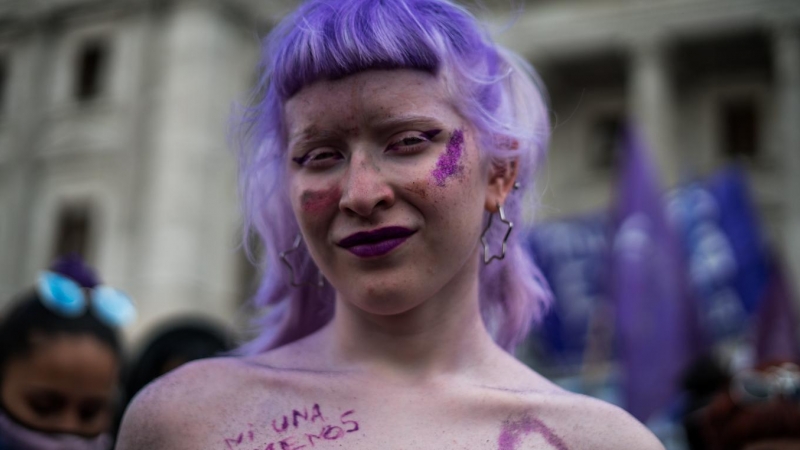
[118,0,663,448]
[0,256,131,450]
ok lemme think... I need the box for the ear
[484,158,519,212]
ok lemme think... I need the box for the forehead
[284,69,455,138]
[4,334,118,394]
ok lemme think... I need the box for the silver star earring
[481,202,513,264]
[280,234,324,287]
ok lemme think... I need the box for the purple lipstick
[338,226,415,258]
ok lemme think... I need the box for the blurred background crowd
[0,0,799,448]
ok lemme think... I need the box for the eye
[78,399,109,423]
[292,148,344,169]
[26,391,66,418]
[400,136,425,146]
[387,129,441,154]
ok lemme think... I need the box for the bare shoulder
[523,390,665,450]
[115,357,256,450]
[568,393,662,449]
[472,357,664,450]
[114,348,339,450]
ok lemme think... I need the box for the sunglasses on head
[731,363,800,405]
[37,271,136,327]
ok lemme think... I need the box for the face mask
[0,409,111,450]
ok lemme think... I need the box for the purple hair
[234,0,551,353]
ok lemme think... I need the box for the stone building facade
[504,0,799,261]
[0,0,259,341]
[0,0,798,343]
[498,0,800,323]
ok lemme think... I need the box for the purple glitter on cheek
[431,129,465,186]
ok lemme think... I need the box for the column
[131,2,246,340]
[0,27,49,301]
[773,23,800,293]
[628,34,680,186]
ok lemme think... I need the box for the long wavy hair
[234,0,552,354]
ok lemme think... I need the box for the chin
[343,279,427,317]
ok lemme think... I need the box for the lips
[338,226,416,258]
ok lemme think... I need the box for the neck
[323,255,500,380]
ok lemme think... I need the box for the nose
[55,411,86,435]
[339,152,394,217]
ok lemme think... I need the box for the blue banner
[526,214,609,367]
[667,167,770,341]
[526,165,772,388]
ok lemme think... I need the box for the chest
[175,396,569,450]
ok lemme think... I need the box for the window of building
[74,40,108,102]
[589,114,624,170]
[52,204,93,261]
[720,98,759,161]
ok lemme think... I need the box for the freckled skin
[404,180,429,200]
[116,70,665,450]
[283,70,491,318]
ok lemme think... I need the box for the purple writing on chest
[498,415,568,450]
[223,405,359,450]
[272,404,325,432]
[223,423,255,449]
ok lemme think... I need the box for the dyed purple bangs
[266,0,491,100]
[235,0,552,354]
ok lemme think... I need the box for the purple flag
[610,127,704,422]
[755,256,800,364]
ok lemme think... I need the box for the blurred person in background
[0,255,134,450]
[117,0,664,448]
[679,353,731,449]
[123,319,232,403]
[702,361,800,450]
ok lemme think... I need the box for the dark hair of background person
[122,319,233,402]
[0,291,122,385]
[701,361,800,450]
[680,353,731,450]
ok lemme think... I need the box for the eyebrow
[288,126,339,145]
[368,114,443,132]
[289,114,443,145]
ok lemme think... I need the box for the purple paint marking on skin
[431,129,464,186]
[498,415,568,450]
[224,433,245,449]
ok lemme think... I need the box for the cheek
[299,185,342,214]
[403,129,481,204]
[430,129,466,187]
[403,180,429,200]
